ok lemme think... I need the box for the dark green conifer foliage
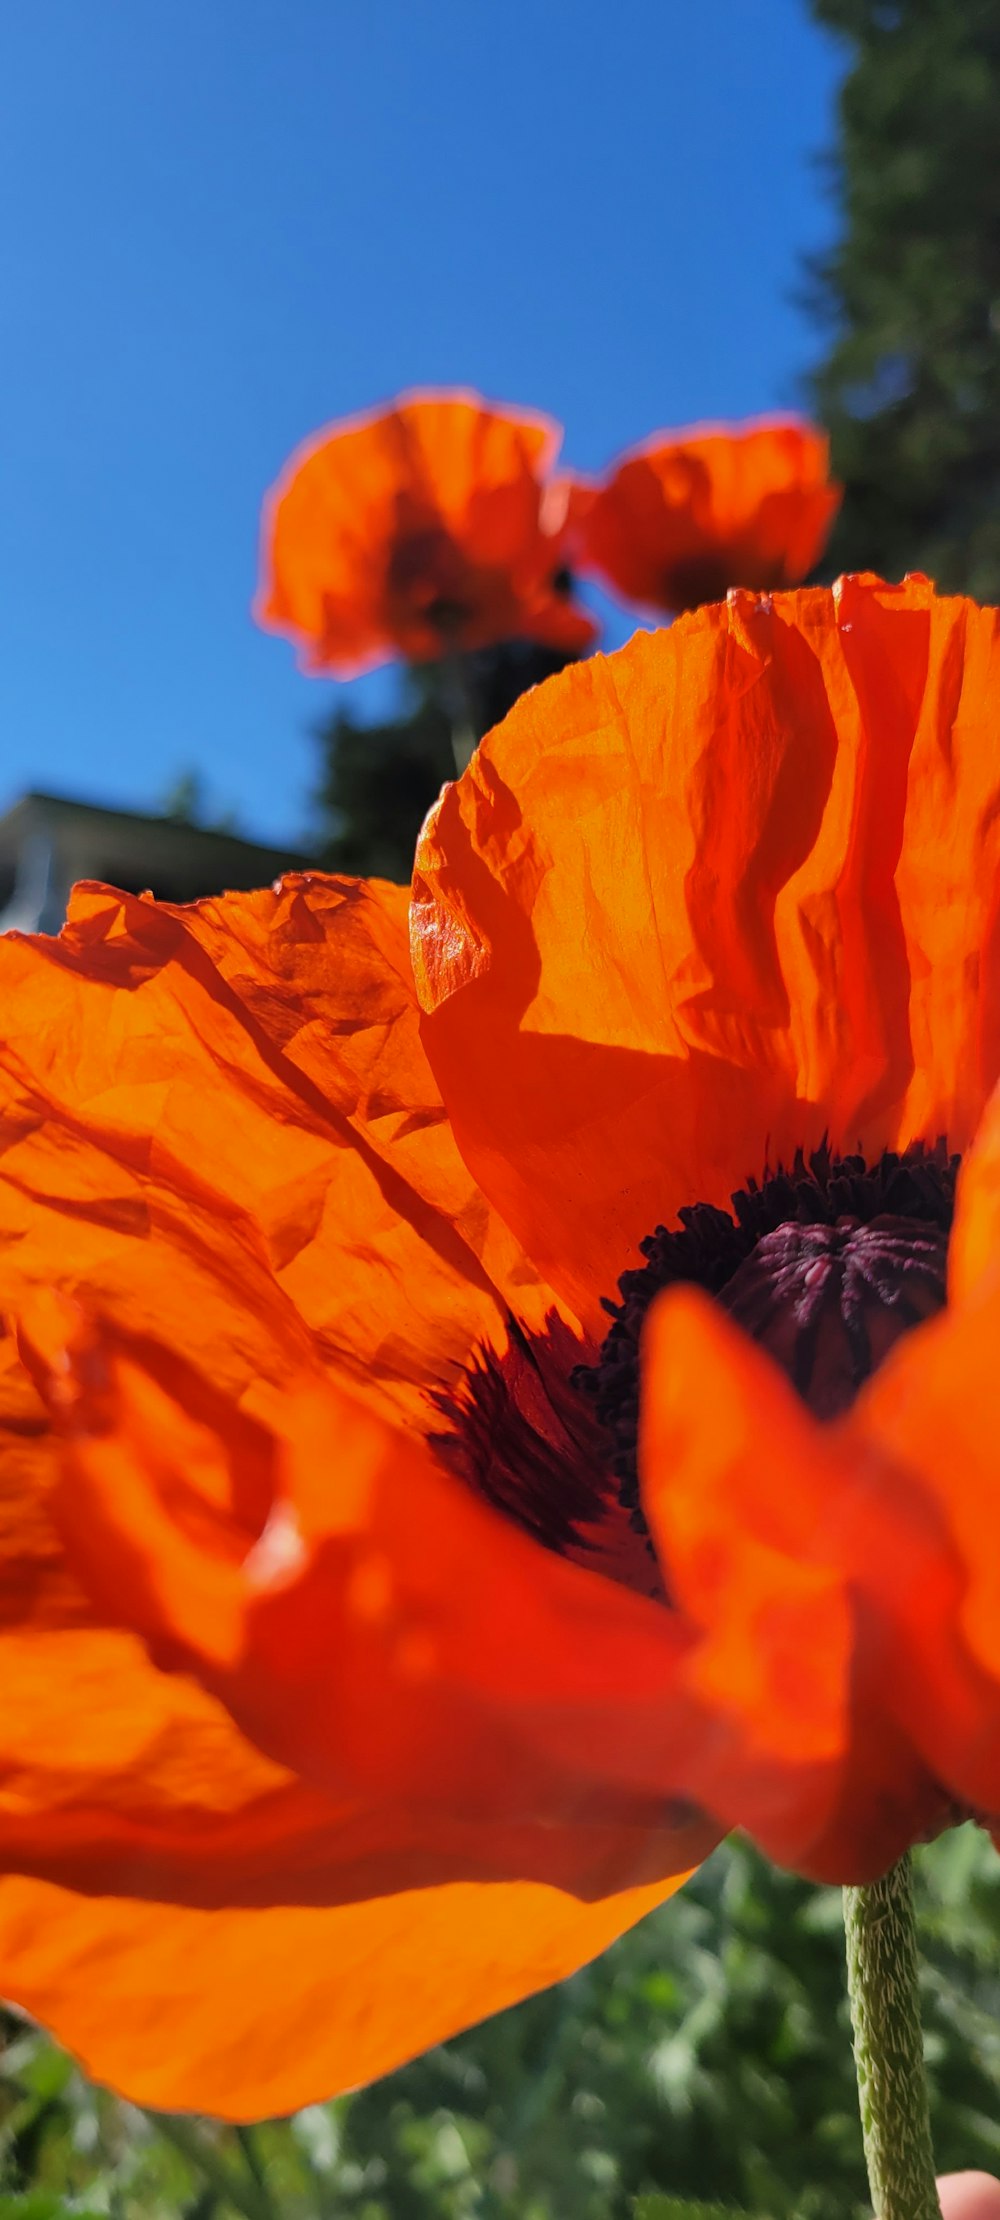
[316,640,578,883]
[807,0,1000,598]
[315,696,455,883]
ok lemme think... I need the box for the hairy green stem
[844,1855,942,2220]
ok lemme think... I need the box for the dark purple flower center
[438,1140,959,1581]
[576,1140,958,1534]
[715,1214,948,1420]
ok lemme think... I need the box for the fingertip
[937,2173,1000,2220]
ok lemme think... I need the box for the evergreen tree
[315,640,579,883]
[807,0,1000,598]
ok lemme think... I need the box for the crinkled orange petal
[412,578,1000,1330]
[0,1306,706,2116]
[20,1299,720,1855]
[0,1324,385,1910]
[0,1866,688,2121]
[257,389,595,675]
[0,874,560,1432]
[945,1081,1000,1309]
[637,1289,942,1879]
[0,1303,697,1907]
[0,1322,432,1900]
[840,1272,1000,1822]
[566,418,840,614]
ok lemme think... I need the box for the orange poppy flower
[566,415,841,614]
[3,573,1000,2123]
[257,387,596,675]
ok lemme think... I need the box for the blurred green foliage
[4,1828,1000,2218]
[808,0,1000,598]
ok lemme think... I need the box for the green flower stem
[439,653,479,774]
[843,1855,942,2220]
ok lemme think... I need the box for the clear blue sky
[2,0,843,848]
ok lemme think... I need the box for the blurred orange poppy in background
[566,414,840,613]
[4,575,1000,2121]
[257,387,596,675]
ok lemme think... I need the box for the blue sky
[2,1,843,847]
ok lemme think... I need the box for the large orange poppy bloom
[257,388,596,675]
[566,415,840,614]
[3,573,1000,2122]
